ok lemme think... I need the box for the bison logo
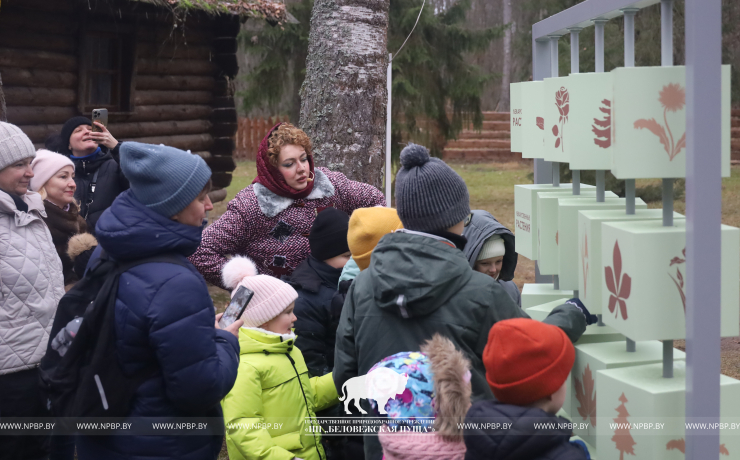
[339,367,409,415]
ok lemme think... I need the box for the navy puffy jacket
[76,190,240,460]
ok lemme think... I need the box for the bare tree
[499,0,512,111]
[299,0,389,189]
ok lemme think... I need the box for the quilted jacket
[76,190,240,460]
[0,190,64,376]
[190,167,385,284]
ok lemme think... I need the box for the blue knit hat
[119,142,211,217]
[394,144,470,232]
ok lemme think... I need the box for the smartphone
[219,286,254,329]
[91,108,108,133]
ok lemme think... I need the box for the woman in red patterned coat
[190,123,386,285]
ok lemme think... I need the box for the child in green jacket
[221,256,339,460]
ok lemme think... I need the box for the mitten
[566,298,598,325]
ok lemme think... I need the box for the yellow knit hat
[348,207,404,271]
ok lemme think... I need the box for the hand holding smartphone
[91,108,108,133]
[219,286,254,329]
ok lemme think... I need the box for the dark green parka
[333,229,586,460]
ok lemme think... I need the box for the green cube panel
[578,210,685,316]
[610,65,731,179]
[543,76,572,163]
[521,284,574,309]
[571,341,686,448]
[600,220,740,341]
[515,184,595,260]
[538,191,617,275]
[526,300,624,346]
[510,82,524,153]
[521,81,545,159]
[565,72,614,171]
[558,197,648,291]
[596,362,740,460]
[524,298,571,321]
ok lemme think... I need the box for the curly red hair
[267,123,313,167]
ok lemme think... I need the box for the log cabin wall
[0,0,239,192]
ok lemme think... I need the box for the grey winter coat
[333,229,586,460]
[0,190,64,375]
[462,210,521,306]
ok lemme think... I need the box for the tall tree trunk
[299,0,389,189]
[499,0,512,111]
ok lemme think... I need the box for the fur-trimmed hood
[253,169,335,218]
[421,334,472,442]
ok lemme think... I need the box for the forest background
[235,0,740,160]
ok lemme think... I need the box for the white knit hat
[30,149,75,192]
[477,234,506,261]
[222,256,298,327]
[0,122,36,171]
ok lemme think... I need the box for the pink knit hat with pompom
[221,256,298,327]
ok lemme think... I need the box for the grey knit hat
[120,142,211,217]
[0,122,36,171]
[394,143,470,232]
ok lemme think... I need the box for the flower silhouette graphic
[634,83,686,161]
[552,87,569,150]
[604,241,631,320]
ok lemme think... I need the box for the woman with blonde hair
[30,149,91,285]
[191,122,385,283]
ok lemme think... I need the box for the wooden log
[110,105,213,123]
[210,122,238,138]
[137,43,212,61]
[137,58,217,76]
[134,90,213,106]
[212,137,235,152]
[213,79,233,98]
[3,87,76,107]
[211,108,237,124]
[211,96,235,109]
[108,119,212,139]
[208,188,228,204]
[1,0,75,13]
[1,68,76,89]
[138,28,214,46]
[211,172,232,189]
[136,75,215,91]
[207,155,236,171]
[0,30,76,54]
[193,151,212,161]
[0,48,77,72]
[213,53,238,78]
[121,133,214,152]
[0,9,76,36]
[212,38,237,54]
[6,106,76,125]
[17,124,64,143]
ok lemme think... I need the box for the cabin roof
[131,0,287,23]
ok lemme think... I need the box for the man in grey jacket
[333,143,594,460]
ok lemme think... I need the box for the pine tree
[612,393,637,460]
[388,0,502,159]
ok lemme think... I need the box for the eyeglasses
[464,213,473,227]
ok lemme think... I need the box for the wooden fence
[234,116,290,160]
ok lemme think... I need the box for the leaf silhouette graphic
[677,269,683,288]
[618,299,628,320]
[666,438,685,453]
[555,138,560,148]
[592,99,612,149]
[635,118,671,156]
[669,256,685,266]
[536,117,544,130]
[673,132,686,159]
[613,242,622,284]
[618,273,631,299]
[605,266,617,296]
[552,125,559,136]
[574,365,597,427]
[605,241,629,320]
[721,444,729,456]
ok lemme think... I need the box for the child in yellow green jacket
[221,256,339,460]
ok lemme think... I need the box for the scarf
[252,122,315,199]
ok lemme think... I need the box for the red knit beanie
[483,318,574,406]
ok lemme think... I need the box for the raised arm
[321,169,386,214]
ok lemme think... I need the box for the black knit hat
[61,116,93,155]
[309,207,350,261]
[395,143,470,232]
